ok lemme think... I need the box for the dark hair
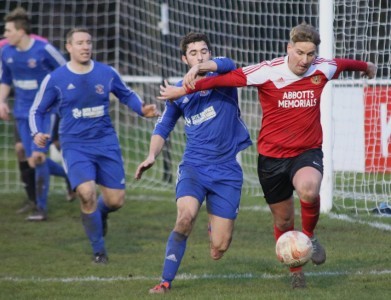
[66,27,91,44]
[290,22,321,46]
[4,7,31,35]
[180,32,211,55]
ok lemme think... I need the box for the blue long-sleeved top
[29,60,144,147]
[0,39,66,119]
[153,57,252,165]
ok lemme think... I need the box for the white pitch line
[240,205,391,232]
[328,213,391,231]
[1,269,390,283]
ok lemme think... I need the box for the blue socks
[81,210,105,255]
[35,160,50,212]
[161,231,188,283]
[82,196,118,256]
[35,157,67,212]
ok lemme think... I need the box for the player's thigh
[291,149,323,199]
[15,119,33,158]
[95,147,126,190]
[62,148,97,191]
[176,163,208,205]
[13,125,26,160]
[100,186,125,208]
[258,154,294,204]
[206,162,243,220]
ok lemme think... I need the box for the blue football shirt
[0,39,66,119]
[153,57,252,165]
[30,60,144,147]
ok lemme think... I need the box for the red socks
[300,196,320,238]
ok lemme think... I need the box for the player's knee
[15,142,26,161]
[300,190,319,202]
[210,238,231,260]
[296,182,320,202]
[210,246,226,260]
[174,215,195,235]
[276,220,294,232]
[78,192,97,213]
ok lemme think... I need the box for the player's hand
[183,65,200,90]
[134,156,156,180]
[33,132,51,148]
[0,102,10,120]
[363,62,377,79]
[157,80,187,101]
[142,104,161,118]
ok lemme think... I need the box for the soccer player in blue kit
[0,7,68,221]
[30,28,160,263]
[135,32,252,294]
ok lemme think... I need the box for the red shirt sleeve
[333,58,368,79]
[186,69,248,93]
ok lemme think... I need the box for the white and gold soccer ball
[275,230,313,267]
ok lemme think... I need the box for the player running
[29,28,160,263]
[158,23,377,288]
[135,32,252,294]
[0,7,69,221]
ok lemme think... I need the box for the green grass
[0,191,390,300]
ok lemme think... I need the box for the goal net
[0,1,390,217]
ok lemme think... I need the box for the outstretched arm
[158,80,187,101]
[158,68,248,101]
[135,135,166,180]
[334,59,377,79]
[141,103,161,118]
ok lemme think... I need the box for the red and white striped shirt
[188,56,368,158]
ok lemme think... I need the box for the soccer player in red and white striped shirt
[158,23,376,289]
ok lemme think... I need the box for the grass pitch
[0,190,390,300]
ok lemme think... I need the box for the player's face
[287,41,317,76]
[182,41,211,68]
[3,22,24,46]
[66,32,92,65]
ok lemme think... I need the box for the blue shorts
[16,114,54,157]
[176,161,243,220]
[62,144,125,191]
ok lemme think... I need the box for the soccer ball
[275,231,313,267]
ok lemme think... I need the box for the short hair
[4,7,31,35]
[290,22,321,46]
[66,27,91,44]
[180,32,211,55]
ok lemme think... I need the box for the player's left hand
[142,104,160,118]
[157,80,187,101]
[363,62,377,79]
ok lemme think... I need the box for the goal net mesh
[0,0,390,216]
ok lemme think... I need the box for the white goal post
[0,1,390,218]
